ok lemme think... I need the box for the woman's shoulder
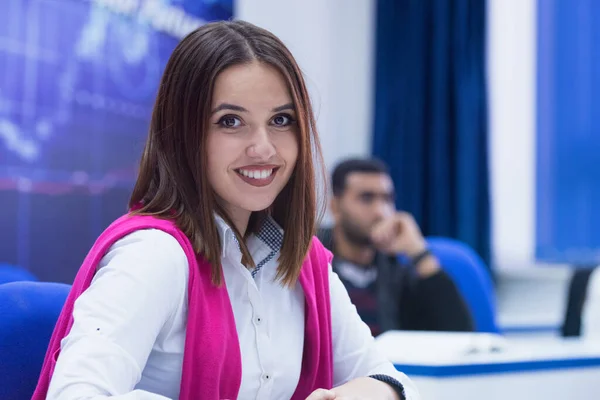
[97,228,190,283]
[309,235,334,264]
[299,236,334,283]
[111,228,184,249]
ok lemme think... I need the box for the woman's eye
[218,116,242,128]
[271,114,295,127]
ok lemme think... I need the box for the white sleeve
[46,229,189,400]
[329,265,420,399]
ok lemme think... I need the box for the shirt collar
[213,213,284,257]
[255,215,284,252]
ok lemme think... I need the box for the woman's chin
[233,196,277,213]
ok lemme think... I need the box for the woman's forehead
[211,62,292,110]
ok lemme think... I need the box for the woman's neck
[221,206,251,236]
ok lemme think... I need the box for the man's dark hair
[331,158,390,196]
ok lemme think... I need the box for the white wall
[487,0,574,331]
[487,0,537,270]
[235,0,375,172]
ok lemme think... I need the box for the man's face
[332,172,396,246]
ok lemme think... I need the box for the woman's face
[207,61,299,232]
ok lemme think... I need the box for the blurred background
[1,0,600,398]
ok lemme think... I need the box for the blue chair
[0,281,71,399]
[426,237,499,333]
[0,263,38,285]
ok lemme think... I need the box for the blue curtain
[372,0,491,267]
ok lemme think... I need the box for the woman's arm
[328,265,420,400]
[47,230,188,399]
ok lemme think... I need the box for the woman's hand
[304,388,336,400]
[305,377,401,400]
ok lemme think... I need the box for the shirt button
[262,373,271,381]
[255,316,263,325]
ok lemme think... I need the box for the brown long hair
[130,20,326,286]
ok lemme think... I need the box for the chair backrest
[0,281,71,399]
[426,237,499,333]
[562,266,598,337]
[0,263,38,285]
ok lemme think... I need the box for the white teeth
[238,168,274,179]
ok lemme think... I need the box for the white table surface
[375,331,600,400]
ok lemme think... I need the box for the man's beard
[339,216,373,247]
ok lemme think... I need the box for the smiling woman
[130,22,321,286]
[33,20,417,400]
[207,62,300,245]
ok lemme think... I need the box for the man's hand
[371,212,439,278]
[371,212,426,256]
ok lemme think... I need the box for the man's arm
[372,213,474,332]
[403,259,474,332]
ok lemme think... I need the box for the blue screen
[0,0,233,282]
[536,0,600,264]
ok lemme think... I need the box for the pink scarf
[32,214,333,399]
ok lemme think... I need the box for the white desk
[376,331,600,400]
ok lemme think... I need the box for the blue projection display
[537,0,600,265]
[0,0,232,282]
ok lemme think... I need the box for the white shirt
[47,216,418,399]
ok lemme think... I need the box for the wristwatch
[409,248,432,268]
